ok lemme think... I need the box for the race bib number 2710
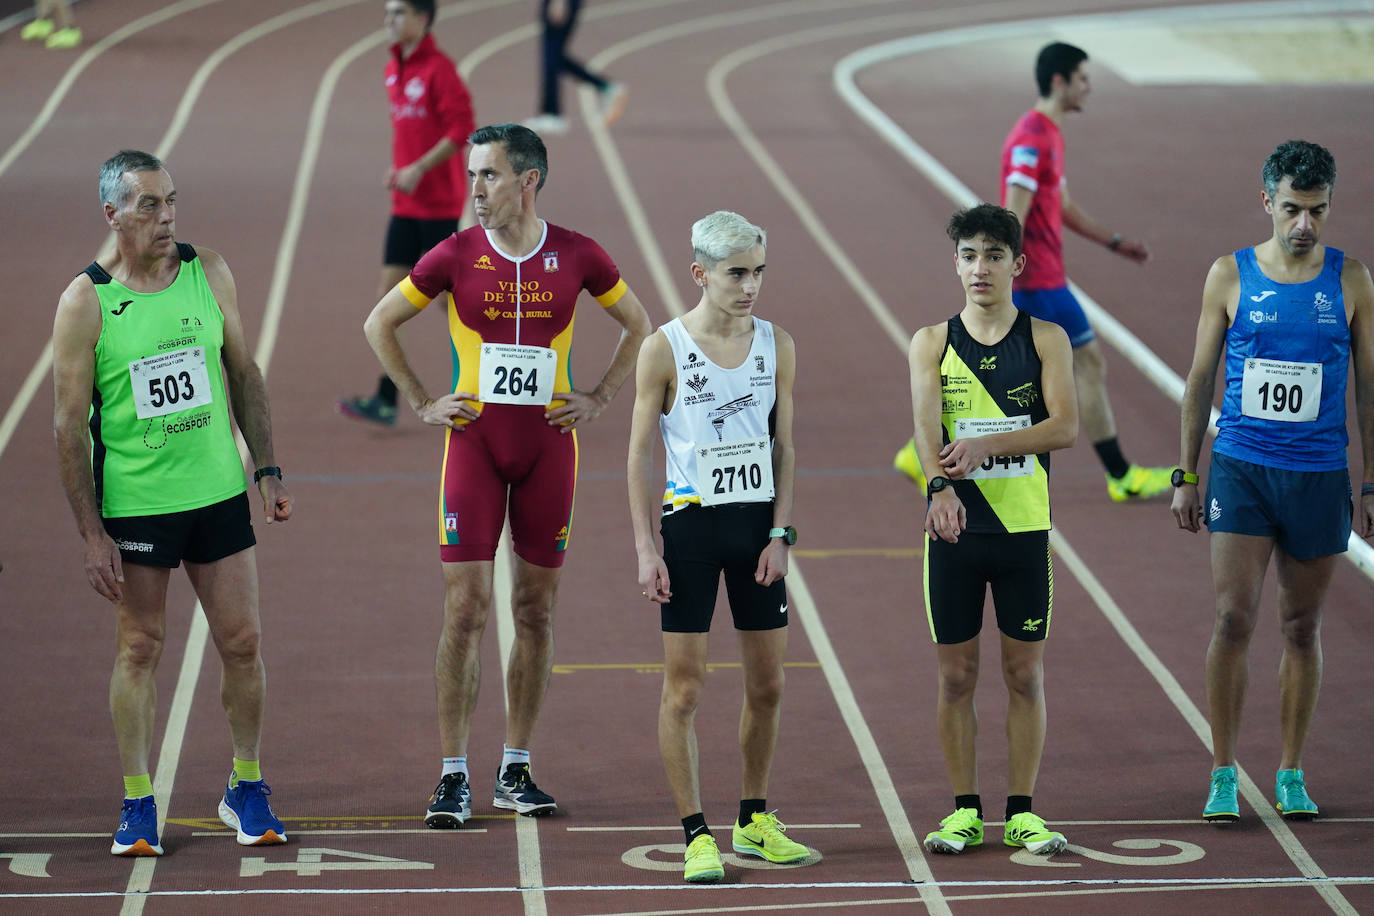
[697,436,774,506]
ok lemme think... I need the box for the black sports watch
[1171,468,1199,487]
[253,466,283,484]
[768,526,798,546]
[926,476,952,497]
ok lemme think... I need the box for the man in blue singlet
[1172,140,1374,824]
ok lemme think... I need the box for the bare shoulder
[1205,253,1240,284]
[639,327,674,369]
[769,321,795,354]
[908,320,948,359]
[1342,254,1374,290]
[193,246,232,281]
[1029,315,1069,341]
[54,272,100,336]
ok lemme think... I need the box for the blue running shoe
[111,796,163,856]
[1276,769,1318,820]
[219,778,287,845]
[493,762,557,816]
[1203,765,1239,823]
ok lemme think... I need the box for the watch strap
[253,466,283,484]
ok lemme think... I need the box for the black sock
[1093,438,1130,479]
[955,794,983,819]
[377,375,397,407]
[1006,795,1033,820]
[682,812,709,844]
[738,798,766,828]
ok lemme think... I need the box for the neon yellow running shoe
[1106,464,1172,502]
[732,811,809,863]
[893,437,927,490]
[1003,811,1067,855]
[46,27,82,49]
[923,807,983,854]
[683,833,724,883]
[21,18,54,41]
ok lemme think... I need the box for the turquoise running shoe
[1204,765,1239,823]
[1275,769,1318,820]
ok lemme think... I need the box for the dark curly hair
[1262,140,1335,196]
[946,204,1022,258]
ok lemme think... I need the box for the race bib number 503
[128,347,214,420]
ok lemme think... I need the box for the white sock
[442,757,468,778]
[501,746,531,772]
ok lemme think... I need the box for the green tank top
[87,243,247,516]
[938,310,1051,533]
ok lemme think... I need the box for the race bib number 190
[1241,358,1320,423]
[479,343,557,406]
[697,436,774,506]
[953,415,1034,479]
[128,347,214,420]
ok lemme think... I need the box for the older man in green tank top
[53,150,293,857]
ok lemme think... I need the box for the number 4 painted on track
[241,847,434,877]
[0,853,53,877]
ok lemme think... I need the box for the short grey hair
[691,211,766,268]
[99,150,166,210]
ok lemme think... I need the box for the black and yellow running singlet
[938,310,1050,533]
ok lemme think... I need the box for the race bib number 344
[128,346,214,420]
[697,436,774,506]
[479,343,557,406]
[1241,359,1320,423]
[953,415,1033,479]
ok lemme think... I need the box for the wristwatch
[768,526,798,546]
[1170,468,1199,487]
[926,476,952,498]
[253,466,283,484]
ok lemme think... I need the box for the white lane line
[830,0,1374,581]
[567,823,860,831]
[493,529,549,916]
[7,873,1373,900]
[576,4,949,912]
[120,606,209,915]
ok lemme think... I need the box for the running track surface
[2,2,1373,914]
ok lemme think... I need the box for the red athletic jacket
[385,33,475,220]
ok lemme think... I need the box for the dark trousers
[540,0,607,115]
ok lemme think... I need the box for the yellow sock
[124,774,154,799]
[231,758,261,787]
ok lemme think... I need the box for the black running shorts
[659,502,788,634]
[923,529,1051,644]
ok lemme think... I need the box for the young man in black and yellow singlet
[907,204,1077,856]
